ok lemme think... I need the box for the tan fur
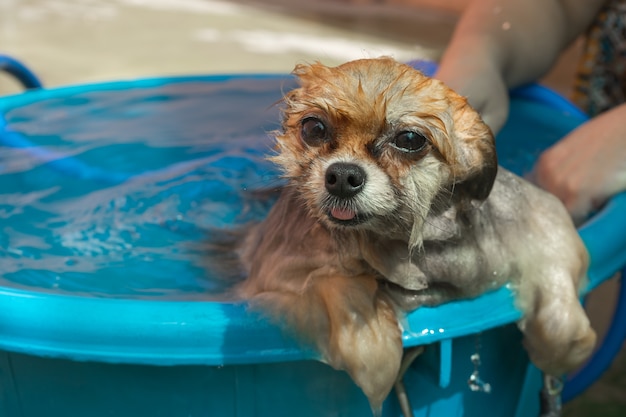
[233,57,596,409]
[236,189,402,409]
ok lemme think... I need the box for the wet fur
[231,58,596,409]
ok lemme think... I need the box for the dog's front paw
[521,299,596,375]
[326,294,403,411]
[243,271,403,411]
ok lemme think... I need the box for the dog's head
[272,58,497,247]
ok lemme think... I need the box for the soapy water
[0,76,584,300]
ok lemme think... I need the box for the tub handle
[0,54,43,91]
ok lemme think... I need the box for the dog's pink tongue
[331,207,356,220]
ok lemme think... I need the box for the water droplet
[502,21,511,30]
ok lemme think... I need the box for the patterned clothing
[572,0,626,116]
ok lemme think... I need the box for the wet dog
[232,57,596,410]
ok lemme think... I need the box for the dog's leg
[515,265,596,375]
[488,177,596,375]
[246,270,403,412]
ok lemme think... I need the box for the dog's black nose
[325,162,366,198]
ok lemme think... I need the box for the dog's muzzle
[324,162,368,224]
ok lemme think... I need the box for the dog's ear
[449,96,498,201]
[279,62,330,121]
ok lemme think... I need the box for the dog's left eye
[392,131,428,153]
[300,117,329,145]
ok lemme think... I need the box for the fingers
[480,97,509,135]
[435,63,509,135]
[533,148,594,225]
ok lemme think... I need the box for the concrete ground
[1,0,624,415]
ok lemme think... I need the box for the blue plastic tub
[0,64,625,417]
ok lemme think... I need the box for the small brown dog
[233,57,596,409]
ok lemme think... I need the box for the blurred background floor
[0,0,450,94]
[0,0,624,415]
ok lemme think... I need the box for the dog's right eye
[300,117,329,145]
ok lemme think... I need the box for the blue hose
[0,54,43,90]
[563,269,626,401]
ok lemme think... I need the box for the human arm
[435,0,606,133]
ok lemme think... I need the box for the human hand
[532,104,626,224]
[435,51,510,134]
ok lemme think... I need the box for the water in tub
[0,77,291,299]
